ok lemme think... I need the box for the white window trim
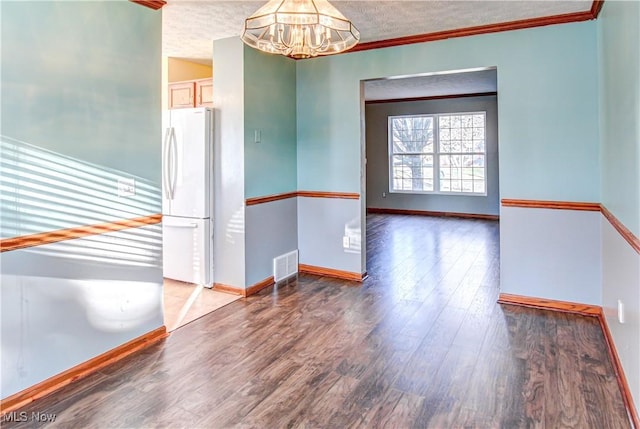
[388,111,488,197]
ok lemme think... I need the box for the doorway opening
[360,67,499,278]
[161,57,240,332]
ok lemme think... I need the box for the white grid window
[389,116,434,192]
[389,112,486,195]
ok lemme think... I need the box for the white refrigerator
[162,107,214,287]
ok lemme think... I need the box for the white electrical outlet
[117,178,135,197]
[343,236,350,248]
[382,192,386,198]
[618,300,625,324]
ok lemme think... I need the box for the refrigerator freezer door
[162,216,212,286]
[162,108,212,218]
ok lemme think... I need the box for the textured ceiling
[363,68,497,101]
[162,0,593,61]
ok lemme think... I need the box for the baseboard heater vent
[273,250,298,282]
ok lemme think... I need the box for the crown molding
[344,1,603,55]
[130,0,166,10]
[591,0,605,18]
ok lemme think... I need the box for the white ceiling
[363,68,497,101]
[162,0,593,61]
[162,1,589,100]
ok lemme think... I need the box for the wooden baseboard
[213,283,244,296]
[246,277,275,297]
[598,311,640,428]
[0,326,167,414]
[498,293,638,427]
[367,207,499,221]
[298,264,364,282]
[213,277,275,298]
[497,293,601,317]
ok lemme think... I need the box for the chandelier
[241,0,360,59]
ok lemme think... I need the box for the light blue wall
[298,196,362,272]
[244,48,297,198]
[500,207,602,305]
[1,1,161,183]
[297,58,363,192]
[242,47,298,286]
[0,1,163,398]
[297,21,600,202]
[245,198,298,285]
[598,0,640,409]
[1,227,163,398]
[598,0,640,237]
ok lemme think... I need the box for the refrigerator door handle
[163,127,172,200]
[170,127,178,200]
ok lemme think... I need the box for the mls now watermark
[1,411,57,423]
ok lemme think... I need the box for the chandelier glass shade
[241,0,360,59]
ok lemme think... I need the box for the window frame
[388,111,488,197]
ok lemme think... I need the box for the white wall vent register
[273,250,298,282]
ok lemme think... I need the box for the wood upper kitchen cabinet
[195,78,213,107]
[168,81,196,109]
[168,78,212,109]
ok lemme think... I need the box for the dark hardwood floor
[5,214,630,428]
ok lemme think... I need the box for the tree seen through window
[389,112,486,194]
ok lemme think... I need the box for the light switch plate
[117,178,135,197]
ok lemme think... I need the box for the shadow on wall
[1,135,161,239]
[0,136,163,398]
